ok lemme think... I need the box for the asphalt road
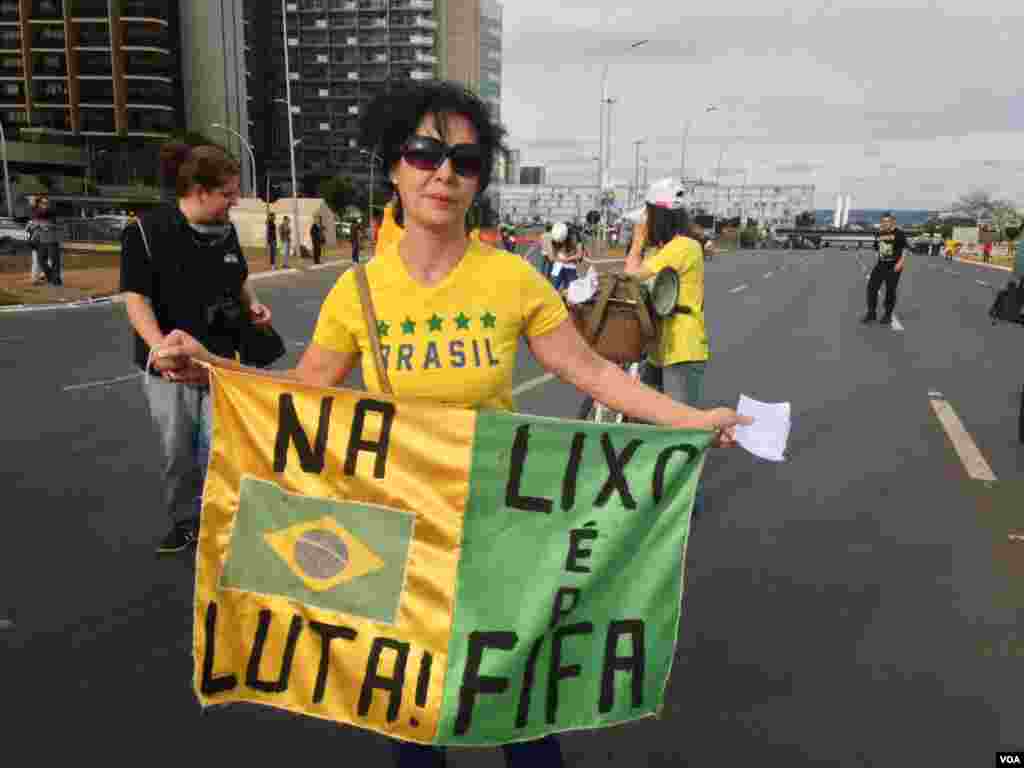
[2,248,1021,765]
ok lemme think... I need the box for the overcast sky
[500,0,1024,210]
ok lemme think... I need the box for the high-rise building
[179,0,252,194]
[244,0,502,197]
[0,0,182,139]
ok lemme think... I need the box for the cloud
[775,161,822,174]
[499,2,1024,207]
[523,138,586,151]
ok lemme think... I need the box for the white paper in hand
[735,395,791,462]
[566,267,599,305]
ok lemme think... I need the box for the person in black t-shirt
[120,143,273,555]
[863,212,908,325]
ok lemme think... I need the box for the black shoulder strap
[135,220,154,263]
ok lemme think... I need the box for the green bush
[740,225,760,248]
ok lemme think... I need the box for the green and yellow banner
[194,365,710,746]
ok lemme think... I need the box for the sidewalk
[0,242,359,307]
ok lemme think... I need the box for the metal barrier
[61,218,126,244]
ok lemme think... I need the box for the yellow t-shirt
[643,235,709,365]
[313,239,568,411]
[375,203,403,256]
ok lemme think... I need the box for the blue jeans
[641,361,707,523]
[143,378,213,523]
[550,264,578,291]
[393,735,563,767]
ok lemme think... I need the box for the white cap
[644,177,687,209]
[551,221,569,242]
[625,177,688,222]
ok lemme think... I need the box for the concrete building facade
[0,0,182,139]
[243,0,502,197]
[179,0,252,195]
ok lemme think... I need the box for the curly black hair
[358,80,508,224]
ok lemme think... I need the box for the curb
[953,256,1013,273]
[0,260,350,313]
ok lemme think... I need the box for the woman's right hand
[702,407,753,449]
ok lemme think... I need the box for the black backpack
[989,279,1024,324]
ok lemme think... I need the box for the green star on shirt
[377,320,390,338]
[454,312,471,330]
[480,311,497,329]
[401,317,416,335]
[427,313,444,332]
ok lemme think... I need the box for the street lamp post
[713,142,726,229]
[360,148,381,255]
[632,138,645,208]
[596,40,647,240]
[0,119,12,218]
[279,0,300,262]
[211,122,257,197]
[679,105,718,182]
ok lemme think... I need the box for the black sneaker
[156,517,199,554]
[879,313,893,325]
[861,312,877,324]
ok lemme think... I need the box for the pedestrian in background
[26,195,62,286]
[266,211,278,269]
[624,181,710,522]
[548,221,582,292]
[350,219,361,263]
[863,212,908,325]
[540,220,554,277]
[27,196,45,284]
[310,216,324,265]
[120,143,272,554]
[278,214,292,268]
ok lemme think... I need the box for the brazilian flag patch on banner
[221,478,414,624]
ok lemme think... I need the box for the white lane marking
[0,296,117,313]
[891,314,904,332]
[929,396,997,482]
[764,271,774,278]
[249,268,300,281]
[976,279,989,287]
[64,371,144,392]
[308,261,346,271]
[0,618,13,631]
[288,340,307,348]
[511,372,556,396]
[729,284,748,294]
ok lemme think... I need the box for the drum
[568,273,658,364]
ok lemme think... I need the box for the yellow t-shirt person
[313,239,567,411]
[643,235,709,365]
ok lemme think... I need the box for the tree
[951,189,1014,222]
[795,210,816,227]
[318,174,359,218]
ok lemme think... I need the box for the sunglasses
[400,136,484,178]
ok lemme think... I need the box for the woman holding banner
[155,79,750,766]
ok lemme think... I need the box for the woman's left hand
[250,302,272,326]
